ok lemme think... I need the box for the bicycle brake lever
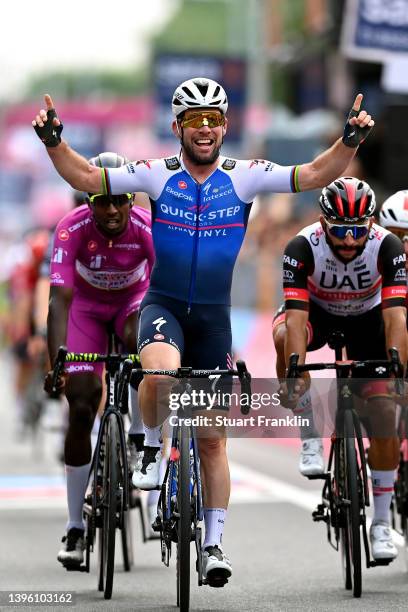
[236,360,252,415]
[389,347,404,396]
[50,345,68,398]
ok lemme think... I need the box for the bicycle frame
[287,336,403,596]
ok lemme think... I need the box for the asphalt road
[1,352,408,611]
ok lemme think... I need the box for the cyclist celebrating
[33,80,374,585]
[273,176,407,561]
[45,152,154,568]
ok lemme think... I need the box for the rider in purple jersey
[44,152,154,569]
[34,79,374,586]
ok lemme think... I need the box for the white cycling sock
[65,463,91,531]
[144,424,161,447]
[293,390,319,440]
[371,469,395,524]
[128,385,144,435]
[203,508,226,549]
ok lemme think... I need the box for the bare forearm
[284,319,308,367]
[47,297,70,365]
[298,138,357,191]
[46,141,102,193]
[384,308,408,367]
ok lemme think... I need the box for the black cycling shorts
[137,292,233,370]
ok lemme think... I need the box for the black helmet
[319,177,376,222]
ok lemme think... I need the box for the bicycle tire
[121,508,134,571]
[177,425,191,612]
[97,423,107,592]
[336,438,352,591]
[97,416,119,599]
[344,409,362,598]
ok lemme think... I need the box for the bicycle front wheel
[177,425,192,612]
[98,416,119,600]
[344,409,362,598]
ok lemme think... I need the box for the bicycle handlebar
[285,347,404,397]
[51,346,139,396]
[132,359,252,415]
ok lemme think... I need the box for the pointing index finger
[352,93,363,112]
[44,94,54,110]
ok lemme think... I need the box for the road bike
[287,331,403,598]
[132,361,251,612]
[52,343,138,600]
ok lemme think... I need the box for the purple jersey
[50,204,154,300]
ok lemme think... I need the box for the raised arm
[296,93,374,192]
[32,95,103,193]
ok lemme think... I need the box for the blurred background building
[1,0,408,323]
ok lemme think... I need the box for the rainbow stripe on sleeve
[290,165,301,193]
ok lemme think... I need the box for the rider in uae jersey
[49,204,155,298]
[101,156,300,306]
[282,221,407,316]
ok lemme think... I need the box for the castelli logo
[154,333,165,341]
[58,229,69,241]
[88,241,97,251]
[178,181,187,189]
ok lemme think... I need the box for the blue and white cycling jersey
[103,156,299,306]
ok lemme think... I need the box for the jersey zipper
[108,240,113,248]
[187,183,201,314]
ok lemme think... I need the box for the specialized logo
[58,229,69,241]
[222,158,236,171]
[178,180,187,190]
[88,241,98,252]
[165,157,181,171]
[152,316,167,332]
[203,183,212,196]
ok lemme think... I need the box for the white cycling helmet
[379,190,408,230]
[172,77,228,117]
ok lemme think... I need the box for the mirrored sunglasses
[89,193,132,207]
[181,111,225,129]
[326,221,370,240]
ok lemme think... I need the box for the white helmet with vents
[172,77,228,117]
[379,190,408,230]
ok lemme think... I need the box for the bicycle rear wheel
[344,409,362,598]
[98,416,119,600]
[177,425,192,612]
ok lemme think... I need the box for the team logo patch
[222,158,236,171]
[178,180,187,189]
[154,333,165,341]
[58,229,69,241]
[165,156,181,171]
[88,241,98,252]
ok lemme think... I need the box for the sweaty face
[321,216,372,262]
[89,194,132,235]
[178,109,225,165]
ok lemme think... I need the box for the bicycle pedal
[306,472,329,480]
[370,557,394,567]
[63,563,87,572]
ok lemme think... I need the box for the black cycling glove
[342,107,373,148]
[33,108,63,147]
